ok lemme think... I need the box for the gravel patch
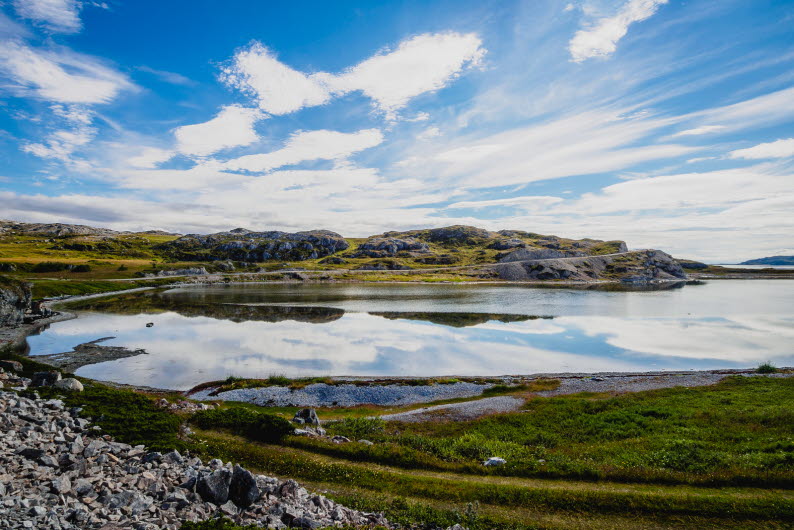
[190,381,493,408]
[380,396,524,423]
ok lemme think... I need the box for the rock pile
[0,391,395,529]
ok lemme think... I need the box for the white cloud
[401,108,694,188]
[220,42,331,115]
[570,166,792,214]
[447,196,563,209]
[569,0,668,62]
[693,86,794,131]
[223,128,383,173]
[173,105,264,157]
[319,32,485,118]
[221,33,485,119]
[126,147,175,169]
[672,125,726,137]
[22,126,96,162]
[729,138,794,160]
[0,42,134,104]
[136,66,194,86]
[416,127,441,141]
[14,0,82,33]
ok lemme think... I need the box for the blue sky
[0,0,793,262]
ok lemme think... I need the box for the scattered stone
[331,435,351,444]
[292,408,320,426]
[0,360,23,372]
[31,370,61,387]
[54,377,84,391]
[0,390,395,529]
[358,439,374,446]
[484,457,507,466]
[145,322,154,328]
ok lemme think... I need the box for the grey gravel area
[377,370,793,423]
[535,369,794,397]
[190,382,493,407]
[380,396,525,423]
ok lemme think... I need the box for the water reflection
[27,280,794,390]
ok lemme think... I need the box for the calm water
[26,280,794,389]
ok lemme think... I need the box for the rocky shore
[0,389,396,529]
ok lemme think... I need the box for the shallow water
[26,280,794,389]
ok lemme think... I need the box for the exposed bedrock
[158,229,349,262]
[0,276,31,328]
[352,237,430,258]
[493,250,687,282]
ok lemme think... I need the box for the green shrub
[31,261,71,272]
[756,362,778,374]
[328,417,385,439]
[191,407,293,443]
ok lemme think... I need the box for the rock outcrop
[0,390,395,529]
[0,276,31,328]
[159,229,349,262]
[352,237,430,258]
[0,220,119,237]
[493,250,686,282]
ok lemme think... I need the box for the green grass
[30,278,175,298]
[3,351,791,529]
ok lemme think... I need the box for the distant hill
[739,256,794,266]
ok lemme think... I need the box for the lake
[26,280,794,390]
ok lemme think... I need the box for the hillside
[740,256,794,266]
[0,220,688,290]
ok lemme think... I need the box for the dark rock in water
[146,322,154,327]
[293,408,320,426]
[229,464,260,507]
[0,360,23,372]
[31,371,61,387]
[197,468,232,504]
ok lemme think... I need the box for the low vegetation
[3,350,792,528]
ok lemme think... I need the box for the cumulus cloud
[318,32,485,118]
[221,33,485,119]
[222,128,384,173]
[569,0,668,62]
[173,105,264,157]
[219,42,331,115]
[0,41,134,104]
[14,0,82,33]
[728,138,794,160]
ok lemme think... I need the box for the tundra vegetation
[0,220,713,298]
[3,351,792,529]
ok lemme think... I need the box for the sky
[0,0,793,262]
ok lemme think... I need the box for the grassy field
[6,351,791,529]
